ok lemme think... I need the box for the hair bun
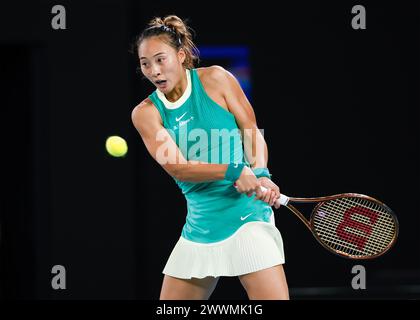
[136,15,199,69]
[163,15,187,37]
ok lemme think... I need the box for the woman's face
[138,36,185,94]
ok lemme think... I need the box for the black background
[0,0,419,300]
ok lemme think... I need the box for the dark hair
[132,15,199,69]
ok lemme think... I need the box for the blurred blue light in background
[198,46,252,101]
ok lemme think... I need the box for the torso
[135,67,274,244]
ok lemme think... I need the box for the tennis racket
[255,186,398,260]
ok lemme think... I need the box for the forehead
[138,36,174,58]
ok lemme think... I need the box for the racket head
[308,193,399,260]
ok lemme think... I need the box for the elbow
[173,166,196,182]
[172,168,183,181]
[167,165,186,181]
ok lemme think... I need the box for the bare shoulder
[131,98,161,129]
[131,97,154,118]
[196,65,230,85]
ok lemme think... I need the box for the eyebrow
[140,52,166,60]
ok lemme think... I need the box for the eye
[157,57,165,63]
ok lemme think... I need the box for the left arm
[212,66,281,207]
[222,71,267,169]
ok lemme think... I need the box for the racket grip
[233,183,290,207]
[259,186,290,206]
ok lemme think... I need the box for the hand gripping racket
[257,186,399,260]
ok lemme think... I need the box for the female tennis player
[131,15,289,300]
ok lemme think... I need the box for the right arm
[131,99,262,196]
[131,99,229,182]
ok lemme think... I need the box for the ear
[177,48,186,64]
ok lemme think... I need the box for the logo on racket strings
[336,206,379,250]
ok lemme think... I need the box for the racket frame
[283,193,399,260]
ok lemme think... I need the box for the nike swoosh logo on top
[176,112,187,122]
[240,213,253,221]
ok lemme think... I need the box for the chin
[159,85,172,94]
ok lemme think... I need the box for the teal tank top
[149,68,273,243]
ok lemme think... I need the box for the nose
[151,63,161,77]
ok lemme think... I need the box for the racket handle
[280,194,290,206]
[260,186,290,207]
[233,183,290,207]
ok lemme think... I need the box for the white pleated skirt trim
[162,214,285,279]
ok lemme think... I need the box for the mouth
[155,79,167,89]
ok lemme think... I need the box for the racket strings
[312,197,396,258]
[315,219,388,257]
[337,198,396,243]
[315,216,382,255]
[315,199,395,256]
[315,219,383,256]
[320,199,395,246]
[315,222,383,257]
[334,198,395,238]
[316,199,395,255]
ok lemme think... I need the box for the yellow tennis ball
[105,136,128,157]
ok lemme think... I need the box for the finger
[263,189,271,202]
[267,191,274,206]
[270,191,277,206]
[269,185,279,198]
[254,186,263,199]
[267,190,273,206]
[275,188,281,199]
[252,188,260,199]
[260,188,268,201]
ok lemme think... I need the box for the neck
[165,69,187,102]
